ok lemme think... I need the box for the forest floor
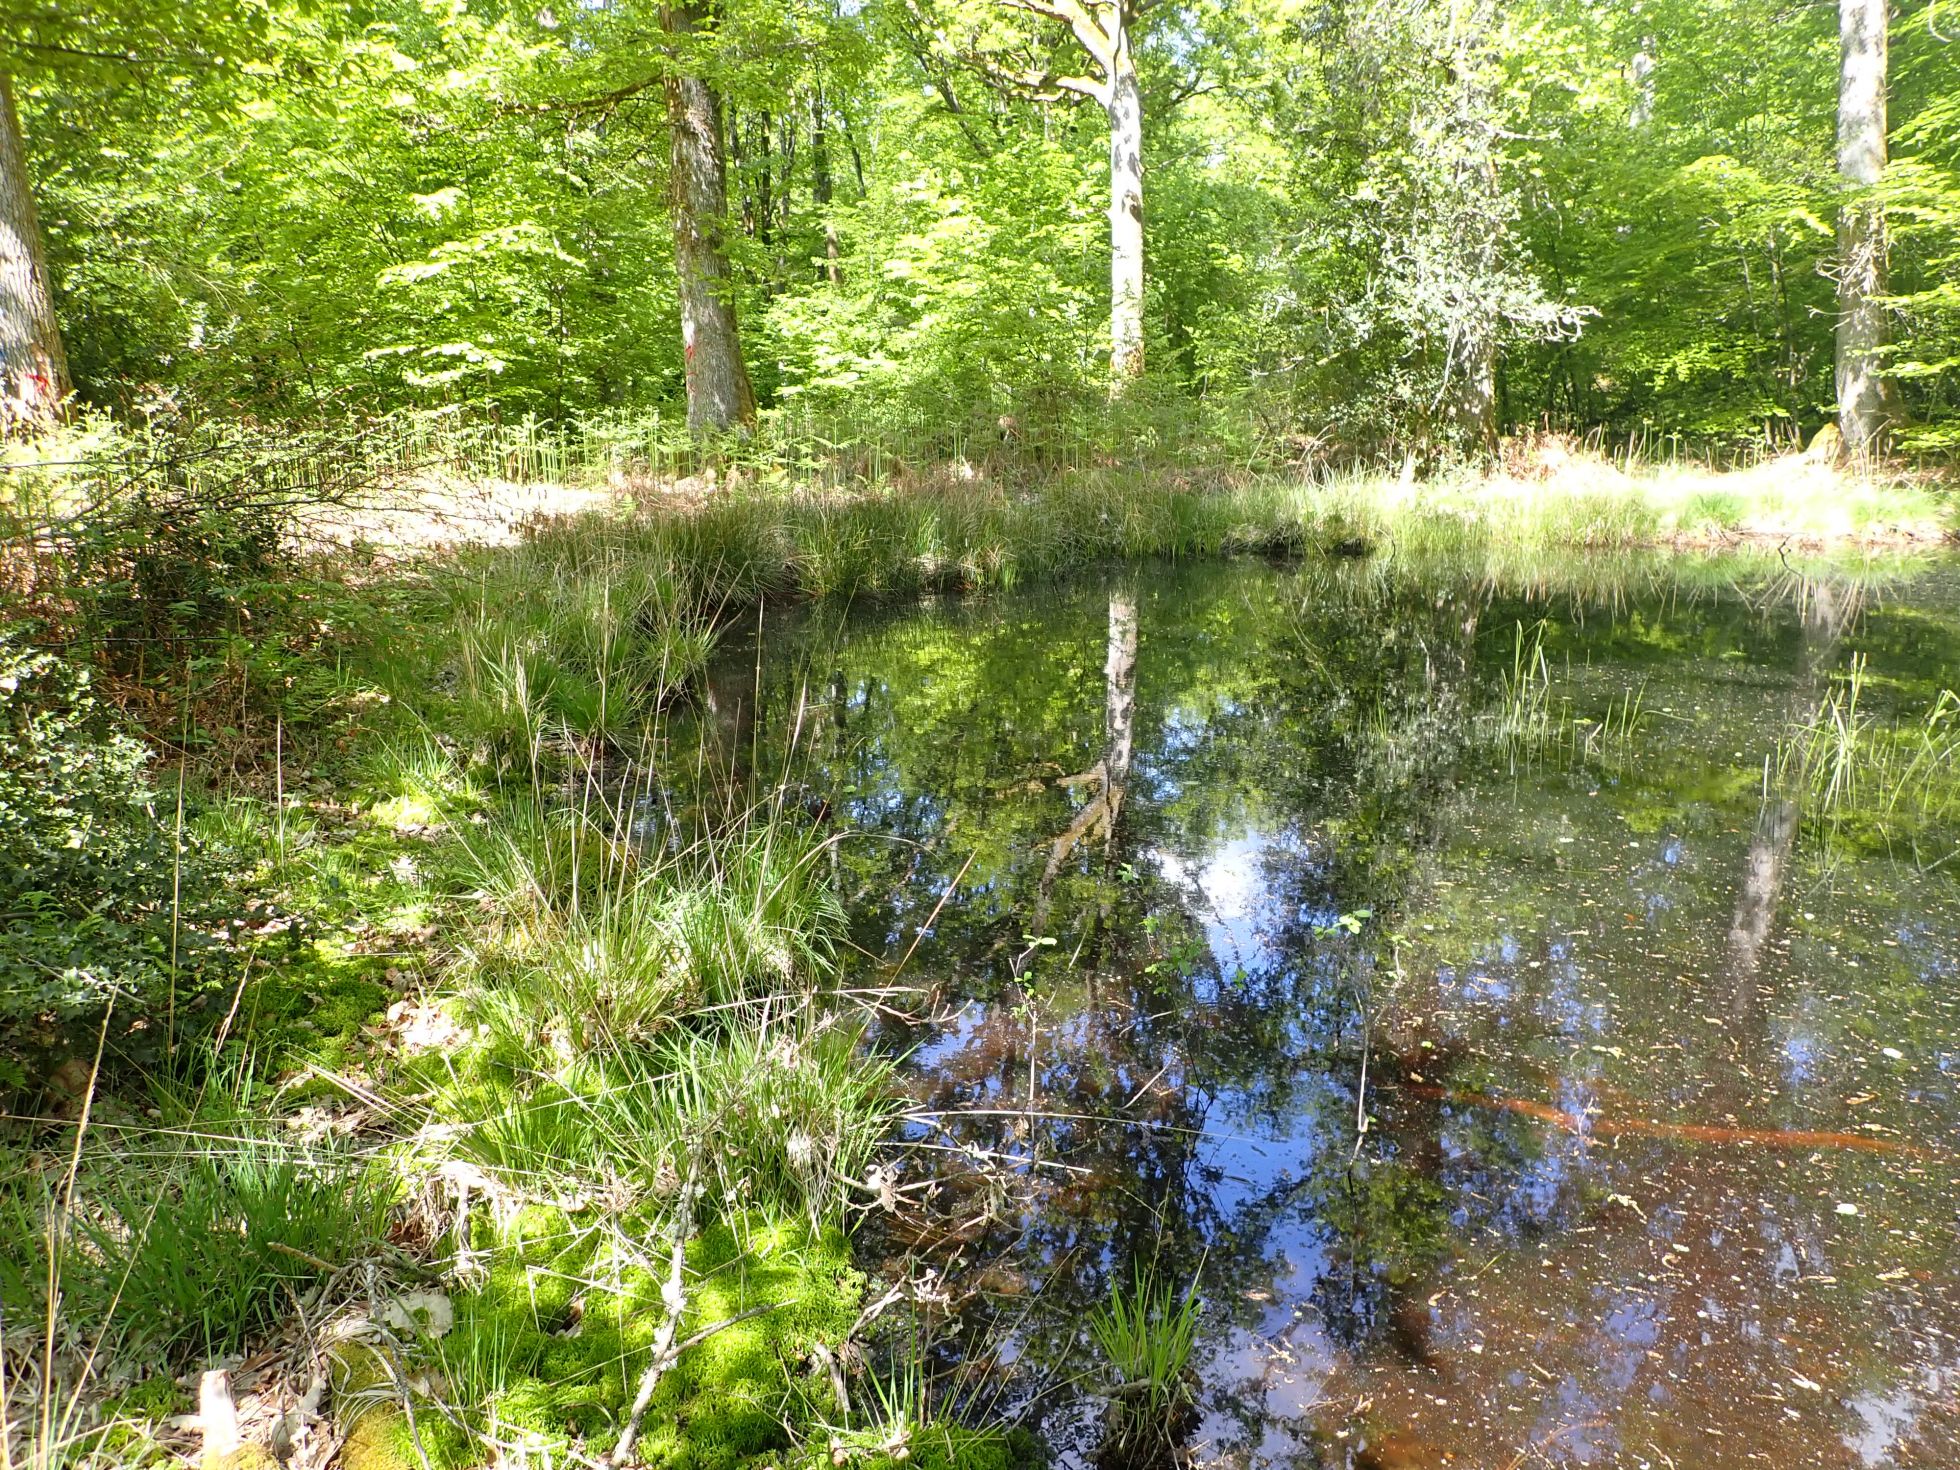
[2,431,1950,1470]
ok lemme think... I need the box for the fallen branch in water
[1402,1082,1931,1157]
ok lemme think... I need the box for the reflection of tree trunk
[1724,796,1798,995]
[1725,579,1849,1024]
[1023,591,1138,960]
[1101,590,1137,852]
[703,656,756,779]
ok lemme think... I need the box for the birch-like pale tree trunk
[1021,588,1138,963]
[1433,0,1502,460]
[663,1,756,437]
[1104,20,1144,384]
[1835,0,1892,456]
[1629,36,1657,128]
[0,71,70,434]
[997,0,1145,386]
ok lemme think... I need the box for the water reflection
[690,551,1960,1469]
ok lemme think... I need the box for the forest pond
[682,551,1960,1470]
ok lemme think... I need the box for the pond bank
[2,454,1950,1470]
[346,450,1951,573]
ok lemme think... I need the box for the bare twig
[607,1179,699,1466]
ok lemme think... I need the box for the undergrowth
[2,406,1950,1470]
[1,461,1017,1470]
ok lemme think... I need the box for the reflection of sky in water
[1155,833,1280,983]
[714,557,1960,1468]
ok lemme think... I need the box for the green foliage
[443,548,714,749]
[10,0,1960,451]
[0,637,230,1079]
[1781,655,1960,858]
[60,486,292,680]
[762,114,1105,425]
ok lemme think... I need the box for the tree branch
[1000,0,1115,69]
[1164,75,1219,110]
[504,72,665,116]
[607,1179,698,1468]
[902,0,1108,108]
[970,52,1108,105]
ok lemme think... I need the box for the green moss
[243,949,390,1089]
[430,1207,873,1469]
[80,1377,185,1470]
[103,1374,186,1423]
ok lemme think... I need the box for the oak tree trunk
[1105,16,1145,386]
[1835,0,1893,457]
[664,2,756,437]
[0,72,70,434]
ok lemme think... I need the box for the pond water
[693,551,1960,1469]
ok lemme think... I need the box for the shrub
[0,636,233,1087]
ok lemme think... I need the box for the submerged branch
[1401,1081,1931,1157]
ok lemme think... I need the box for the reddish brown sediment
[1401,1081,1932,1157]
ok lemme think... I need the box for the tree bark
[1628,36,1656,128]
[1437,4,1502,461]
[1105,14,1145,385]
[1835,0,1893,457]
[0,71,70,434]
[663,2,756,437]
[1445,333,1498,461]
[811,89,842,285]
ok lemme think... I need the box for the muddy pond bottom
[687,550,1960,1469]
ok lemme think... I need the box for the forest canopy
[3,0,1958,458]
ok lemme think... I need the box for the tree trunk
[811,89,842,286]
[1105,14,1145,386]
[1445,333,1498,461]
[0,71,70,434]
[1629,36,1656,128]
[1439,7,1501,461]
[663,3,756,437]
[1835,0,1892,457]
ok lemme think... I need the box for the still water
[696,551,1960,1469]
